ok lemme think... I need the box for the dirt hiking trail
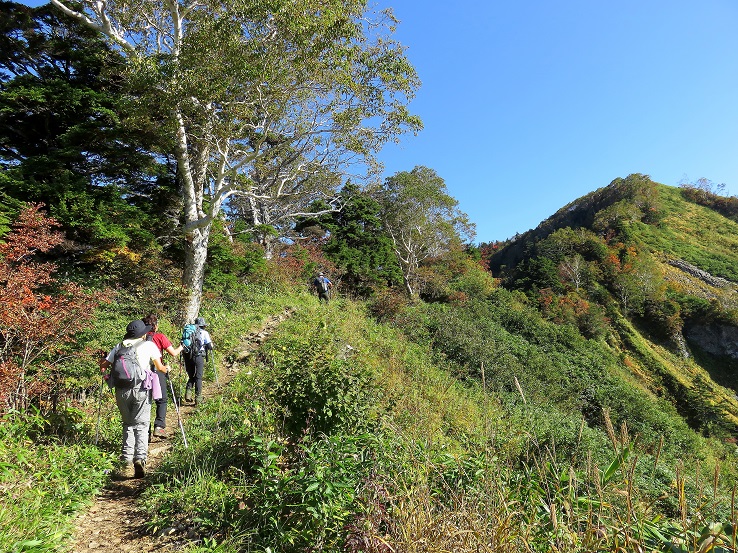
[67,307,295,552]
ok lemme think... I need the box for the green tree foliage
[204,218,267,290]
[490,174,663,275]
[0,191,24,237]
[320,183,402,296]
[378,166,475,297]
[415,248,497,303]
[50,0,422,321]
[680,176,738,222]
[511,227,605,301]
[0,2,171,251]
[495,177,692,342]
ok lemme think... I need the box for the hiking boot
[184,388,193,402]
[116,462,135,480]
[133,459,147,478]
[194,395,203,406]
[153,426,168,439]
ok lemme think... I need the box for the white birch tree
[228,152,343,258]
[559,254,585,292]
[378,166,475,297]
[50,0,421,321]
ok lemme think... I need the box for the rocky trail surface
[67,307,295,552]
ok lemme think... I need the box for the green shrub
[265,327,376,437]
[401,291,703,463]
[0,409,113,553]
[205,224,267,290]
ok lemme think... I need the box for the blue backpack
[181,324,203,359]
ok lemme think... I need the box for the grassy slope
[631,186,738,431]
[138,285,738,552]
[7,275,736,552]
[636,185,738,281]
[491,182,738,439]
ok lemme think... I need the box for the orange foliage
[267,240,338,291]
[0,205,103,413]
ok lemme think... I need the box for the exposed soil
[67,307,295,552]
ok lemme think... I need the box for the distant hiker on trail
[313,272,333,303]
[100,319,166,479]
[182,316,213,406]
[143,313,182,439]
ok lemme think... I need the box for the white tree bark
[559,254,585,292]
[49,0,420,320]
[380,167,475,298]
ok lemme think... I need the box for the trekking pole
[169,376,188,449]
[94,374,104,446]
[178,352,184,405]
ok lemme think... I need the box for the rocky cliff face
[668,259,733,289]
[670,258,738,358]
[685,323,738,359]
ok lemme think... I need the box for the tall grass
[139,292,738,552]
[0,410,113,553]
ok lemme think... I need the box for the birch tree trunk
[183,227,210,323]
[173,109,211,323]
[49,0,421,320]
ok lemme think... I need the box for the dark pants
[154,370,168,429]
[318,291,330,302]
[184,355,205,397]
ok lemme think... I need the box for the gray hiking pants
[115,387,152,462]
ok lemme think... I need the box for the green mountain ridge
[491,176,738,282]
[488,174,738,440]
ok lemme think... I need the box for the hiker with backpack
[99,319,167,479]
[142,313,183,439]
[313,271,333,302]
[182,316,213,406]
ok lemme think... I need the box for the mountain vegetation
[2,2,738,552]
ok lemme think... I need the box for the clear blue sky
[18,1,738,242]
[376,0,738,242]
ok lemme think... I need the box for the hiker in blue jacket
[183,316,213,406]
[313,272,333,303]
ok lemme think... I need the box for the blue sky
[17,1,738,242]
[375,0,738,242]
